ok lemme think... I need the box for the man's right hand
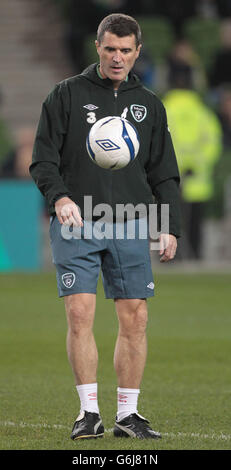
[55,197,83,227]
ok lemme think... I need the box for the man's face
[95,32,141,89]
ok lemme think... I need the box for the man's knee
[115,299,148,337]
[65,293,96,334]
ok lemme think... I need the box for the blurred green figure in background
[163,60,223,259]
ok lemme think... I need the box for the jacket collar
[80,63,141,92]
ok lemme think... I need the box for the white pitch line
[0,421,231,441]
[0,421,69,430]
[162,431,231,441]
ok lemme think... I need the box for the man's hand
[159,233,177,262]
[55,197,83,227]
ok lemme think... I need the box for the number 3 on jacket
[87,112,97,124]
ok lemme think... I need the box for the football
[86,116,140,170]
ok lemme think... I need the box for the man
[30,14,180,440]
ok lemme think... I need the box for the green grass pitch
[0,270,231,450]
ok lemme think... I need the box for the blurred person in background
[166,39,207,92]
[0,126,35,179]
[163,61,223,259]
[211,86,231,218]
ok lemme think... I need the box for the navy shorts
[49,216,154,299]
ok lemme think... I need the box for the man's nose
[112,51,122,62]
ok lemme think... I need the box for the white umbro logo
[83,104,99,111]
[147,282,154,289]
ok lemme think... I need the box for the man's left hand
[159,233,177,262]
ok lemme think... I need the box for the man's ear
[136,43,142,59]
[95,40,100,56]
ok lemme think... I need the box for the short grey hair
[97,13,142,48]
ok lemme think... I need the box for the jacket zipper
[108,89,118,211]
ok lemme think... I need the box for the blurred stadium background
[1,0,231,271]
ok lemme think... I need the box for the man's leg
[113,298,161,439]
[65,292,104,440]
[65,292,97,385]
[114,298,148,389]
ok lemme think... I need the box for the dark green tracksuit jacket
[30,64,181,237]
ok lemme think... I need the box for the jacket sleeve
[29,82,72,209]
[146,100,181,237]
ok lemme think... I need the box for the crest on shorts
[130,104,147,122]
[62,272,76,288]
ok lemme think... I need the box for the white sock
[76,383,99,414]
[117,387,140,422]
